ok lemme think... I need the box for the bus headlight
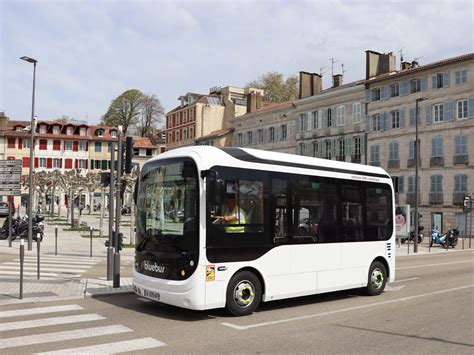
[181,269,186,277]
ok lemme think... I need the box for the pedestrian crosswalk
[0,303,166,353]
[0,255,102,280]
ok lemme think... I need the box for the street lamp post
[414,97,428,253]
[20,56,37,251]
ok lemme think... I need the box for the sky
[1,0,473,126]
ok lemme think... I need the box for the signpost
[0,160,22,248]
[463,196,472,248]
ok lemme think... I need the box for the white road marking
[15,259,99,265]
[385,285,406,292]
[0,270,80,277]
[0,314,104,332]
[0,305,83,319]
[0,325,132,349]
[221,284,474,330]
[20,256,101,262]
[137,297,152,302]
[0,265,88,273]
[35,337,166,354]
[3,262,93,269]
[397,260,473,270]
[392,277,419,283]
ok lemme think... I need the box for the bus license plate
[135,286,160,301]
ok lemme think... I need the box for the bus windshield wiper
[136,229,163,251]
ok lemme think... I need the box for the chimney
[299,71,322,99]
[256,93,263,110]
[401,61,411,70]
[365,50,397,79]
[332,74,343,88]
[246,92,258,113]
[411,60,419,68]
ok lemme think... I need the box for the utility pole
[107,141,115,281]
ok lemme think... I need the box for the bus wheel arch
[225,267,264,316]
[366,257,389,296]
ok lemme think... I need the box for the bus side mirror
[133,181,139,205]
[206,170,224,206]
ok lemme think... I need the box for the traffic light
[125,137,134,174]
[100,172,110,186]
[117,232,123,251]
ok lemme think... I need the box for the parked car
[0,202,14,217]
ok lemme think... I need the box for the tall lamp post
[414,97,428,253]
[20,56,37,251]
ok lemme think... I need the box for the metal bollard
[462,231,464,249]
[20,238,24,299]
[113,252,120,288]
[55,225,58,255]
[8,205,12,248]
[37,236,40,280]
[89,226,93,258]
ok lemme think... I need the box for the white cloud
[1,0,472,123]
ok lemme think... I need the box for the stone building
[165,86,261,150]
[364,51,474,234]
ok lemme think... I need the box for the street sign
[0,160,22,196]
[464,196,472,213]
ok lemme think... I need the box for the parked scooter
[430,228,459,249]
[402,225,424,244]
[0,214,44,241]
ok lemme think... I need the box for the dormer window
[80,127,86,136]
[110,130,117,138]
[16,127,23,132]
[53,126,60,134]
[96,129,104,137]
[67,127,73,135]
[188,95,194,104]
[39,125,47,134]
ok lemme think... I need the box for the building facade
[364,52,474,234]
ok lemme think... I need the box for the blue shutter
[382,112,388,131]
[431,75,437,90]
[468,96,474,118]
[360,135,365,155]
[444,101,454,121]
[421,76,428,92]
[399,108,405,128]
[443,71,450,88]
[455,70,461,85]
[365,115,371,132]
[322,109,327,128]
[399,176,404,193]
[322,141,326,157]
[409,108,415,127]
[365,90,371,103]
[400,80,408,96]
[426,104,432,124]
[345,136,352,155]
[332,138,336,157]
[431,137,436,157]
[332,107,337,127]
[381,86,388,100]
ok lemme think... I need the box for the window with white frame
[337,105,345,126]
[65,141,73,150]
[79,141,87,151]
[455,134,467,156]
[325,140,332,159]
[454,174,467,193]
[352,102,361,123]
[390,83,399,97]
[408,140,416,160]
[67,127,73,135]
[431,136,443,158]
[269,127,275,141]
[53,126,60,134]
[312,141,318,157]
[78,159,87,169]
[80,128,86,136]
[391,110,400,128]
[457,99,468,119]
[430,175,443,193]
[39,125,47,134]
[110,130,117,137]
[237,133,243,146]
[257,129,264,143]
[436,73,444,89]
[39,158,47,168]
[407,176,415,193]
[372,88,380,101]
[370,144,380,165]
[433,104,444,122]
[247,131,253,145]
[53,158,61,168]
[372,114,382,131]
[410,79,421,93]
[388,141,399,161]
[353,136,361,159]
[23,139,30,149]
[280,125,287,140]
[297,143,305,156]
[338,138,345,160]
[312,111,319,130]
[183,111,187,123]
[455,69,467,85]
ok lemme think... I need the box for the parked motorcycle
[0,214,44,241]
[402,225,424,244]
[430,228,459,249]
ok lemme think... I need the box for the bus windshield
[136,158,198,256]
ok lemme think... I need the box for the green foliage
[246,72,299,103]
[102,89,144,134]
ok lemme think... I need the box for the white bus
[133,146,395,316]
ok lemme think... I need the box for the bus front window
[136,159,199,280]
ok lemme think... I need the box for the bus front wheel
[226,271,262,316]
[366,261,387,296]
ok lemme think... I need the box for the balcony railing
[430,156,444,167]
[351,155,361,163]
[406,193,416,206]
[429,193,443,204]
[387,160,400,169]
[453,192,467,206]
[453,155,468,165]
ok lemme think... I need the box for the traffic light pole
[113,128,123,288]
[107,143,115,281]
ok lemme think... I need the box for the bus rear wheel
[366,261,387,296]
[226,271,261,316]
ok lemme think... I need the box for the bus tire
[366,261,387,296]
[226,271,261,316]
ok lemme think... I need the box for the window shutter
[322,141,326,157]
[90,159,95,169]
[47,158,52,168]
[75,159,78,169]
[399,108,405,128]
[332,138,336,157]
[409,108,415,127]
[34,158,38,168]
[399,176,404,193]
[322,109,327,128]
[345,136,352,155]
[85,142,89,151]
[59,159,62,168]
[23,157,29,168]
[365,116,371,132]
[426,105,432,124]
[400,80,408,96]
[421,76,428,92]
[18,138,23,149]
[85,160,88,169]
[365,90,371,103]
[381,86,388,100]
[443,71,450,87]
[73,141,78,151]
[431,75,437,90]
[444,101,454,121]
[382,112,388,131]
[468,96,474,118]
[360,135,365,155]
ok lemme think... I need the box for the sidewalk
[395,238,473,256]
[0,213,135,306]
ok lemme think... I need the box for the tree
[102,89,144,134]
[83,172,101,214]
[246,72,298,103]
[56,115,71,123]
[138,94,164,137]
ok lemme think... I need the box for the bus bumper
[133,269,206,310]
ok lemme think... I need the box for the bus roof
[146,146,391,180]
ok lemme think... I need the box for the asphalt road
[1,249,473,354]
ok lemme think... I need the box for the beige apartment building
[364,51,474,234]
[165,86,261,149]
